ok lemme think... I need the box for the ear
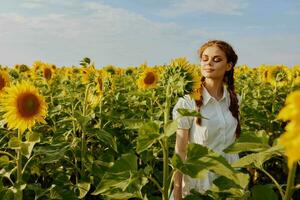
[226,62,233,71]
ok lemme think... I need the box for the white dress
[170,86,240,199]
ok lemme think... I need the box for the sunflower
[189,67,202,100]
[81,66,96,85]
[137,68,159,89]
[125,67,136,75]
[42,64,56,81]
[291,65,300,85]
[1,81,48,133]
[32,60,45,72]
[170,57,190,68]
[103,65,116,75]
[234,65,250,80]
[0,69,10,93]
[266,65,292,87]
[277,90,300,168]
[115,68,125,76]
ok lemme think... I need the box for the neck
[204,78,224,100]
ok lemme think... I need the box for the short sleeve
[172,96,194,129]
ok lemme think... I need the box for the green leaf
[92,170,148,199]
[92,171,131,195]
[34,143,70,164]
[77,182,91,199]
[95,129,117,152]
[237,131,269,144]
[224,142,270,154]
[20,142,35,159]
[250,185,278,200]
[0,190,14,200]
[122,119,146,130]
[0,156,10,167]
[164,120,178,137]
[176,108,208,119]
[9,183,26,193]
[136,121,160,153]
[25,131,40,143]
[0,167,15,179]
[173,144,238,183]
[8,137,20,149]
[74,111,90,132]
[232,144,284,168]
[210,172,250,198]
[111,153,137,172]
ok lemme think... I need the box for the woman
[171,40,241,199]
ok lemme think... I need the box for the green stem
[162,83,171,200]
[72,104,79,184]
[99,97,103,129]
[283,162,297,200]
[81,84,90,176]
[0,150,15,160]
[16,129,23,200]
[22,154,37,174]
[148,176,163,193]
[261,167,284,199]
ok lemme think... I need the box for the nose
[203,58,213,66]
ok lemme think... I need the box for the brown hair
[196,40,241,138]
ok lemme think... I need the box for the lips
[203,68,214,72]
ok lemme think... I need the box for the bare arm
[173,128,189,200]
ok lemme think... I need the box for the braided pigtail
[195,76,206,125]
[225,68,241,138]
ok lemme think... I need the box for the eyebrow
[202,55,223,58]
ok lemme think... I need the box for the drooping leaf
[177,108,208,119]
[77,182,91,199]
[173,144,238,183]
[250,184,279,200]
[232,144,284,168]
[111,153,137,172]
[224,142,270,154]
[8,137,20,149]
[136,121,160,153]
[164,120,178,137]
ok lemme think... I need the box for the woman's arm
[173,128,189,200]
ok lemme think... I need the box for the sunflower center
[144,72,155,85]
[17,92,40,118]
[44,68,52,80]
[0,75,5,90]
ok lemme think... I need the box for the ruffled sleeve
[172,95,195,129]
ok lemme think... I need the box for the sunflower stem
[71,104,79,184]
[16,129,23,200]
[162,83,171,200]
[283,162,297,200]
[99,96,103,129]
[81,84,90,177]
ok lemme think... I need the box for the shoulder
[175,94,195,109]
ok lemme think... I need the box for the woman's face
[200,45,232,80]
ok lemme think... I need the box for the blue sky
[0,0,299,68]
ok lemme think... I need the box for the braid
[195,76,206,125]
[225,68,241,138]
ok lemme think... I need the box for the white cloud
[161,0,248,17]
[0,1,193,67]
[21,0,77,8]
[0,1,299,67]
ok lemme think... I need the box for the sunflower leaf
[8,137,21,149]
[176,108,208,119]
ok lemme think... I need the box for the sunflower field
[0,58,300,200]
